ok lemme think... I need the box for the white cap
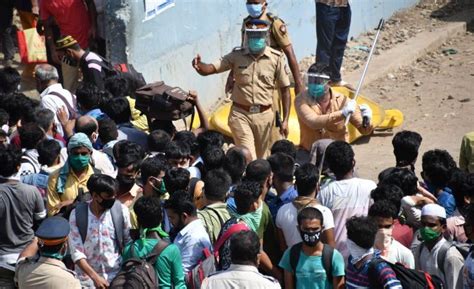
[421,204,447,219]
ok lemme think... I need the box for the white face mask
[374,228,393,256]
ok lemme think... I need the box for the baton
[344,18,385,126]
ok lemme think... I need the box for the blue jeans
[316,2,352,82]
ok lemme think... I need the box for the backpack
[87,57,146,97]
[186,222,249,289]
[75,200,125,253]
[289,242,334,286]
[109,240,169,289]
[135,81,195,125]
[368,258,445,289]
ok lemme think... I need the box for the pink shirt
[40,0,91,49]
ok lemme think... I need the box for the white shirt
[384,239,415,269]
[201,264,281,289]
[317,177,376,260]
[275,202,334,247]
[40,83,76,137]
[174,219,212,273]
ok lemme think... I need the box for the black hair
[98,118,118,144]
[0,145,22,177]
[134,196,163,229]
[19,123,45,150]
[164,141,190,160]
[267,152,294,182]
[37,139,61,167]
[461,173,474,200]
[448,168,468,208]
[244,159,271,185]
[76,82,102,111]
[392,130,422,167]
[368,200,399,219]
[163,167,190,194]
[196,130,224,154]
[113,140,145,169]
[224,147,247,184]
[148,130,171,153]
[378,167,418,196]
[87,174,119,197]
[295,163,319,197]
[102,97,131,124]
[0,67,21,94]
[0,108,9,126]
[203,169,231,201]
[230,230,260,265]
[75,117,98,137]
[370,184,404,212]
[234,181,261,215]
[346,216,378,249]
[202,147,225,172]
[325,141,354,178]
[308,62,330,75]
[164,189,196,216]
[1,93,39,125]
[174,131,199,157]
[34,109,55,132]
[104,75,130,98]
[297,206,324,226]
[271,139,297,160]
[422,149,456,189]
[140,155,168,183]
[150,119,176,137]
[464,204,474,228]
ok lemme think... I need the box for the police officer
[15,217,81,289]
[193,19,291,160]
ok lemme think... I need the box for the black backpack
[109,240,169,289]
[368,258,445,289]
[289,243,334,286]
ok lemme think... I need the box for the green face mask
[240,200,263,232]
[420,226,441,242]
[69,154,90,170]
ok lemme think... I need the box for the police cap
[36,216,70,246]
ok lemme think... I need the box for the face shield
[244,26,269,54]
[306,72,330,101]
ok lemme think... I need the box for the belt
[233,102,272,113]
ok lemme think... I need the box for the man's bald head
[75,115,98,140]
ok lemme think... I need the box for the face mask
[41,243,67,260]
[69,154,90,170]
[375,228,392,256]
[248,37,266,54]
[300,230,321,247]
[151,178,167,195]
[420,226,441,242]
[347,239,374,265]
[117,174,136,191]
[246,3,263,18]
[308,83,326,101]
[1,124,8,134]
[240,200,263,231]
[99,197,115,210]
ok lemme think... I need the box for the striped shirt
[346,252,402,289]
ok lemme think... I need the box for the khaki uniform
[15,257,81,289]
[295,89,373,150]
[243,13,292,146]
[213,46,290,159]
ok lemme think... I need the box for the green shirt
[197,203,231,244]
[122,238,186,289]
[279,246,345,289]
[460,132,474,173]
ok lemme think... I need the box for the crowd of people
[1,0,474,289]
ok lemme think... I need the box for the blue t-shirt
[279,246,345,289]
[437,188,456,218]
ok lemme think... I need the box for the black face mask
[117,174,135,191]
[299,230,321,247]
[99,198,115,210]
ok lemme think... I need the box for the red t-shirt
[392,219,414,249]
[40,0,91,49]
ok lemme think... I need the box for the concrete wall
[107,0,419,110]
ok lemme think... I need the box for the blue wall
[110,0,419,109]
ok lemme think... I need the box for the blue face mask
[308,83,326,100]
[248,37,266,53]
[246,3,263,18]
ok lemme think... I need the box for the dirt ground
[344,3,474,180]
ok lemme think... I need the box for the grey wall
[107,0,419,109]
